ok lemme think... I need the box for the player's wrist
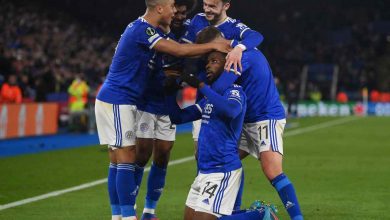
[235,44,246,51]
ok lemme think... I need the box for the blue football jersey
[137,30,184,115]
[196,84,246,173]
[225,50,286,122]
[97,17,163,105]
[181,13,252,44]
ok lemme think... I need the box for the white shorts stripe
[220,172,231,212]
[214,171,230,213]
[269,120,275,152]
[271,120,277,152]
[213,173,224,212]
[113,105,118,146]
[273,120,279,152]
[213,173,226,212]
[113,105,122,147]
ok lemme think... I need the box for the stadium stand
[0,0,389,121]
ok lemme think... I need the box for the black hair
[175,0,197,14]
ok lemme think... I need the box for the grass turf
[0,117,389,219]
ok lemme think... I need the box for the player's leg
[135,111,157,203]
[193,211,218,220]
[184,206,196,220]
[184,171,202,220]
[259,119,303,220]
[95,100,138,220]
[107,149,121,220]
[141,115,175,220]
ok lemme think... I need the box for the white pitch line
[284,116,360,137]
[0,156,194,211]
[0,117,360,211]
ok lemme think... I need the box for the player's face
[203,0,228,23]
[206,51,226,83]
[171,5,188,29]
[160,0,177,26]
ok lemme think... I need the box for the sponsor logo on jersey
[230,90,240,98]
[202,198,210,205]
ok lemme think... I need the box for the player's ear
[156,4,164,14]
[223,2,230,11]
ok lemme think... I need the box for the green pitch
[0,117,389,219]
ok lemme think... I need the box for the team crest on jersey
[146,27,156,36]
[230,90,240,98]
[140,123,149,133]
[125,130,135,140]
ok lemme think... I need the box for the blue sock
[108,163,121,216]
[134,164,145,198]
[117,163,137,217]
[271,173,303,220]
[233,170,244,211]
[218,209,265,220]
[144,163,167,212]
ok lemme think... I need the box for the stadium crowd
[0,0,389,104]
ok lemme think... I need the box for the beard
[205,11,223,24]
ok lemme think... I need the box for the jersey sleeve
[181,15,201,43]
[225,86,244,109]
[231,21,264,50]
[199,85,244,119]
[211,52,250,94]
[136,25,163,49]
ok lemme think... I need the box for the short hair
[175,0,197,14]
[195,26,223,44]
[145,0,167,8]
[222,0,231,3]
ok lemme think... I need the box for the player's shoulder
[227,84,245,96]
[184,18,191,26]
[129,17,158,34]
[191,13,208,23]
[226,84,246,103]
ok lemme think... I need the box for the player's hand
[163,77,182,95]
[163,69,181,78]
[212,38,232,54]
[180,73,201,88]
[225,46,243,74]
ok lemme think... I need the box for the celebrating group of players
[95,0,303,220]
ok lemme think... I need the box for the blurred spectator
[67,74,90,132]
[285,81,299,116]
[309,85,322,102]
[0,74,22,103]
[370,90,381,102]
[67,74,89,112]
[336,91,349,103]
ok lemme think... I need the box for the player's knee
[260,151,283,180]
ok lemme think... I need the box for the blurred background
[1,0,389,141]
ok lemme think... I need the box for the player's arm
[213,54,249,94]
[165,94,202,124]
[154,38,231,57]
[199,84,242,119]
[225,22,264,72]
[181,74,242,119]
[231,29,264,51]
